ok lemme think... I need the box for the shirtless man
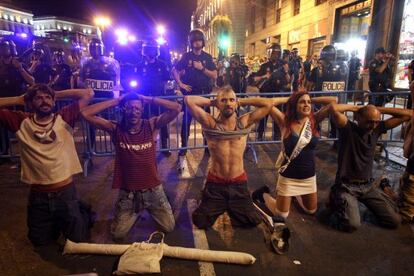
[185,86,284,228]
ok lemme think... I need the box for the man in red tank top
[81,93,181,240]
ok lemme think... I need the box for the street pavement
[0,141,413,276]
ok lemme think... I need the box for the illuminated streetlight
[157,25,166,35]
[156,36,167,45]
[94,16,111,30]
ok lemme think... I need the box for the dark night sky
[14,0,196,50]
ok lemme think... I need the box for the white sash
[275,118,313,174]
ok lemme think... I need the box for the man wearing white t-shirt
[0,84,94,246]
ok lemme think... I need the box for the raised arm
[144,96,181,130]
[0,95,25,107]
[12,58,34,85]
[184,96,215,128]
[377,106,412,130]
[55,88,94,110]
[313,96,338,123]
[239,97,273,127]
[81,98,119,132]
[268,97,290,127]
[329,103,361,128]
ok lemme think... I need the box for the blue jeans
[111,185,175,239]
[27,184,92,246]
[328,179,400,232]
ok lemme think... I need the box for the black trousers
[27,184,92,246]
[192,181,261,229]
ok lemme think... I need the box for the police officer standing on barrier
[172,29,217,157]
[51,49,72,91]
[254,43,290,140]
[136,40,171,156]
[368,47,394,107]
[80,38,121,98]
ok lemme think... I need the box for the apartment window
[293,0,300,16]
[250,3,256,33]
[315,0,327,5]
[275,0,282,23]
[262,0,267,29]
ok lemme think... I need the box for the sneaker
[270,222,290,255]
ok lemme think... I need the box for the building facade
[33,16,100,48]
[245,0,375,60]
[0,3,34,36]
[192,0,248,57]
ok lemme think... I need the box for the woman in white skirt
[253,91,336,220]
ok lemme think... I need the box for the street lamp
[94,16,112,30]
[156,25,166,35]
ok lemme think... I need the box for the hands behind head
[210,98,218,108]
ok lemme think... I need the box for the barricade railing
[0,90,410,176]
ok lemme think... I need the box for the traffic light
[218,34,230,50]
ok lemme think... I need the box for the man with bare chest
[184,86,274,228]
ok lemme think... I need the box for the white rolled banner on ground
[63,240,256,265]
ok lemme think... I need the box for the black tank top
[280,132,319,179]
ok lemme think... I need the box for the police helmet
[320,45,336,62]
[336,49,349,62]
[53,49,65,64]
[188,29,205,48]
[282,49,291,59]
[266,43,281,58]
[89,38,104,58]
[0,38,17,57]
[142,40,160,59]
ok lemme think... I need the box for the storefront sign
[288,28,301,44]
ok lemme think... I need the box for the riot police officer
[28,43,54,84]
[172,29,217,156]
[368,47,394,106]
[224,53,246,94]
[51,49,72,91]
[80,38,121,98]
[307,45,347,93]
[0,38,34,156]
[307,45,348,140]
[0,38,33,97]
[254,43,290,140]
[289,47,302,91]
[348,50,362,91]
[136,40,171,155]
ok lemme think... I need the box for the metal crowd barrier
[0,90,410,177]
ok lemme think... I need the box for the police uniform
[256,58,288,140]
[33,63,54,84]
[52,63,72,91]
[175,51,216,95]
[0,62,29,97]
[136,58,170,148]
[80,56,120,98]
[289,57,302,91]
[348,56,362,91]
[368,58,392,106]
[175,50,216,150]
[136,59,169,97]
